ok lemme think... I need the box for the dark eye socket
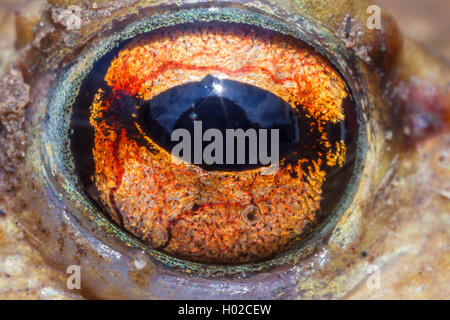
[69,21,359,265]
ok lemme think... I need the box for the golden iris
[70,22,357,264]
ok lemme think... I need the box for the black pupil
[139,75,299,171]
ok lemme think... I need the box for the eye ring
[34,4,368,297]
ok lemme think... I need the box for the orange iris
[84,23,350,264]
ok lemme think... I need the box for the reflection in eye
[70,23,357,264]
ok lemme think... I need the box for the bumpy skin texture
[0,0,448,299]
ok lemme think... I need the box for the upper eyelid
[14,0,402,78]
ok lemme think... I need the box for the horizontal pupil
[139,75,300,171]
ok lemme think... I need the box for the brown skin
[0,0,448,299]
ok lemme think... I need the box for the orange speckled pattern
[89,23,349,264]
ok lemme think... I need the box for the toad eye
[70,22,358,264]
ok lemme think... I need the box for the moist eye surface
[70,22,358,265]
[139,75,300,172]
